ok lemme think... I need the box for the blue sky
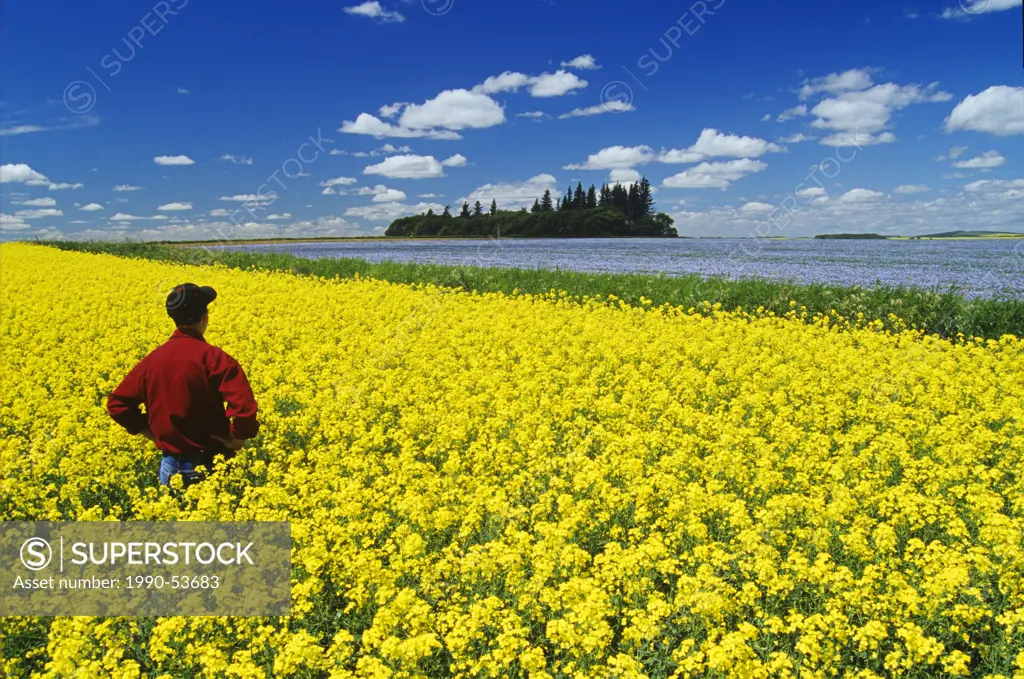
[1,0,1022,239]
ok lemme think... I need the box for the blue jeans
[159,451,213,488]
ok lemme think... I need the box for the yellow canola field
[1,242,1024,679]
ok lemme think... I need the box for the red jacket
[107,327,260,456]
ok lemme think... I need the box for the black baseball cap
[166,283,217,324]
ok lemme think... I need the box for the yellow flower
[2,242,1023,677]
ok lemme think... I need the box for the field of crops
[2,241,1024,678]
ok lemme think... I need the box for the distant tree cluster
[814,233,888,240]
[531,179,656,221]
[385,178,677,238]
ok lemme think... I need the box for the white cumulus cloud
[609,168,642,183]
[953,150,1006,169]
[821,131,897,147]
[320,176,359,195]
[110,213,169,221]
[343,1,405,23]
[364,154,445,179]
[219,194,275,203]
[945,86,1024,136]
[0,163,48,184]
[558,101,634,118]
[463,173,559,210]
[799,69,876,99]
[797,187,827,199]
[442,154,468,167]
[662,159,768,189]
[0,163,82,190]
[15,208,63,219]
[341,114,458,141]
[560,55,600,70]
[779,132,815,144]
[529,71,588,97]
[777,105,808,122]
[474,70,587,98]
[657,129,783,164]
[354,185,409,203]
[14,197,57,207]
[0,213,30,231]
[345,201,443,222]
[964,178,1024,193]
[154,155,195,166]
[320,176,358,187]
[687,128,783,159]
[565,145,655,170]
[839,188,886,203]
[806,76,952,146]
[398,89,506,131]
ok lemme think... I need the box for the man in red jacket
[107,283,261,489]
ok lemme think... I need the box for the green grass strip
[35,239,1024,341]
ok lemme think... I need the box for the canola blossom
[1,241,1024,678]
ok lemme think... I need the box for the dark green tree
[531,198,541,213]
[611,184,628,214]
[627,183,639,221]
[442,205,451,218]
[586,185,598,210]
[473,200,484,217]
[573,182,586,210]
[650,212,676,236]
[460,202,471,218]
[638,177,654,218]
[540,189,554,212]
[489,199,498,216]
[385,200,675,239]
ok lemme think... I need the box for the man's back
[107,327,260,458]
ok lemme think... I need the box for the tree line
[385,178,678,238]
